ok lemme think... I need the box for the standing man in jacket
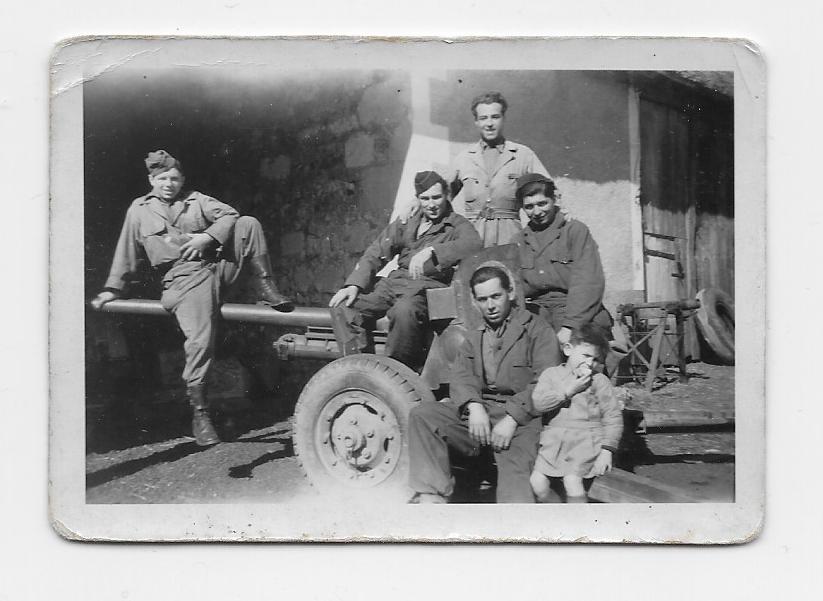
[407,264,563,503]
[91,150,293,446]
[452,91,551,247]
[329,170,482,371]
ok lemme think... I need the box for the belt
[481,392,514,404]
[465,207,519,220]
[545,420,603,431]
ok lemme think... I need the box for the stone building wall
[84,69,413,410]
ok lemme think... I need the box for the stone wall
[84,69,413,407]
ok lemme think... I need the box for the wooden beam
[641,409,734,429]
[589,468,705,503]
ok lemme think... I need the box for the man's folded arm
[198,194,239,246]
[429,219,483,271]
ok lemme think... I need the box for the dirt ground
[85,362,734,504]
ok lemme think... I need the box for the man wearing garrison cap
[91,150,293,446]
[329,170,482,370]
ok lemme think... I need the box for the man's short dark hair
[516,179,556,203]
[470,265,512,295]
[471,91,508,118]
[568,323,611,361]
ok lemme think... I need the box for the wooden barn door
[639,97,695,303]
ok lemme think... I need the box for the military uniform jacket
[450,308,562,426]
[452,140,550,217]
[344,203,483,291]
[514,209,608,331]
[104,191,239,291]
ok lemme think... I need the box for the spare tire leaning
[695,288,735,365]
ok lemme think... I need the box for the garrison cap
[145,150,181,175]
[414,170,448,196]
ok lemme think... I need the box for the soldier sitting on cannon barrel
[329,170,483,371]
[91,150,294,447]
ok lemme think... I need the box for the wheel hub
[316,389,402,487]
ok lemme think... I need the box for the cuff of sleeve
[430,243,451,267]
[205,220,235,245]
[505,400,532,426]
[601,445,617,454]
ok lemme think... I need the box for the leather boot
[188,385,220,446]
[248,255,294,312]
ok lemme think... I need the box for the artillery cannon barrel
[96,298,333,328]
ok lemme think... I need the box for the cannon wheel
[293,354,435,498]
[695,288,735,365]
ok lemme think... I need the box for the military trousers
[408,398,542,503]
[159,216,270,387]
[330,271,445,371]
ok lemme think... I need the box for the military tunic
[408,307,563,503]
[514,207,612,334]
[452,139,550,247]
[103,191,270,387]
[331,203,482,370]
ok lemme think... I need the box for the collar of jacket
[520,207,567,249]
[471,306,535,367]
[406,201,457,234]
[138,190,198,206]
[473,305,533,332]
[468,138,513,154]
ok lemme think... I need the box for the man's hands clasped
[467,402,517,451]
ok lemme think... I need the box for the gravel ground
[86,362,735,504]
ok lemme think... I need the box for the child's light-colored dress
[532,365,623,478]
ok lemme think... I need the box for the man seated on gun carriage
[407,263,563,503]
[328,170,483,372]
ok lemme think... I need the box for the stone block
[343,222,372,254]
[328,114,359,136]
[316,262,345,294]
[357,79,410,127]
[280,231,305,257]
[270,154,291,180]
[305,233,333,258]
[345,132,375,168]
[259,155,292,181]
[293,261,318,295]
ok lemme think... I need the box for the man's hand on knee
[180,233,216,261]
[329,285,359,308]
[491,414,518,451]
[467,402,491,446]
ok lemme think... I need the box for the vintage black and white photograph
[49,37,764,542]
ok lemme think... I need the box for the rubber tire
[695,288,735,365]
[293,354,435,498]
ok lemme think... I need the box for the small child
[530,324,623,503]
